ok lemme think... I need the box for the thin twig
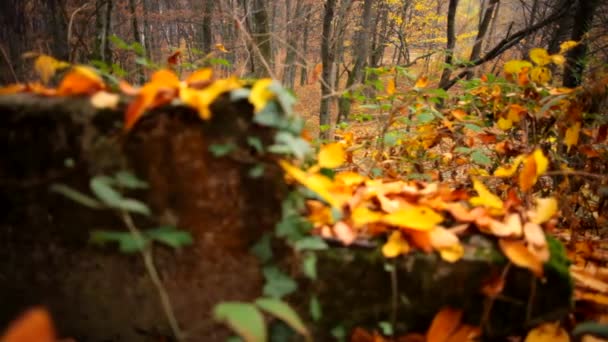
[0,44,19,82]
[120,211,184,341]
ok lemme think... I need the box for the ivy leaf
[255,298,310,339]
[262,266,297,299]
[302,253,318,280]
[213,302,267,342]
[251,234,273,264]
[470,149,492,166]
[294,236,328,252]
[145,226,193,249]
[50,184,102,209]
[209,143,236,157]
[90,231,147,253]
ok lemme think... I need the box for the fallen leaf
[469,178,503,210]
[57,66,105,96]
[415,76,429,89]
[34,54,70,84]
[494,155,525,177]
[559,40,579,54]
[319,143,346,169]
[1,307,55,342]
[426,307,462,342]
[438,243,464,263]
[382,205,443,231]
[167,50,181,66]
[499,239,543,277]
[90,91,120,109]
[351,206,383,226]
[215,43,229,52]
[386,78,396,95]
[504,60,533,74]
[565,122,581,152]
[488,213,523,237]
[334,221,356,245]
[529,48,552,67]
[249,78,274,112]
[529,197,558,224]
[382,231,410,258]
[445,325,481,342]
[525,322,570,342]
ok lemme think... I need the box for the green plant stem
[121,211,184,341]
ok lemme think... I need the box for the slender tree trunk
[47,0,69,61]
[299,4,312,86]
[128,0,145,83]
[337,0,373,123]
[438,0,459,89]
[466,0,498,79]
[320,0,337,140]
[0,0,26,82]
[563,0,599,87]
[282,0,301,89]
[251,0,273,77]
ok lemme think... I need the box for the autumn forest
[0,0,608,341]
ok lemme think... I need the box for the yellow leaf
[565,121,581,152]
[318,143,346,169]
[525,322,570,342]
[415,76,429,89]
[438,243,464,263]
[351,206,383,226]
[559,40,579,54]
[530,66,552,85]
[382,231,410,258]
[469,178,503,210]
[382,205,443,230]
[215,43,229,52]
[180,77,241,120]
[498,239,544,277]
[429,226,459,248]
[530,197,558,224]
[550,54,566,65]
[532,148,549,176]
[494,155,525,177]
[529,48,552,66]
[386,78,396,95]
[279,160,339,207]
[519,154,537,192]
[248,78,274,112]
[504,60,533,74]
[334,171,366,186]
[34,54,70,84]
[497,117,513,131]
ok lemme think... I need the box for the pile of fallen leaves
[281,142,557,277]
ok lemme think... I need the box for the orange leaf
[519,154,537,192]
[524,322,569,342]
[0,84,26,95]
[445,325,481,342]
[1,307,56,342]
[415,76,429,89]
[426,307,463,342]
[386,78,396,95]
[498,239,543,277]
[167,50,181,66]
[57,66,105,96]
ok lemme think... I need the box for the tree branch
[441,1,571,90]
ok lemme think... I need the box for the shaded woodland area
[0,1,608,342]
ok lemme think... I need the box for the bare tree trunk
[563,0,599,87]
[93,0,113,64]
[128,0,145,83]
[320,0,337,140]
[47,0,69,61]
[299,4,312,86]
[337,0,373,123]
[282,0,301,89]
[466,0,498,79]
[438,0,459,89]
[0,0,26,82]
[251,0,273,77]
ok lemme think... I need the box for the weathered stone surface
[0,94,284,341]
